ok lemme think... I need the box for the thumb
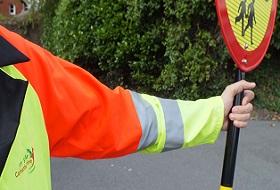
[225,80,256,97]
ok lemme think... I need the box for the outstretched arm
[0,25,255,160]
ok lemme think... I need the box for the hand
[221,80,256,131]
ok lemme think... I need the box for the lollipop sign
[216,0,277,72]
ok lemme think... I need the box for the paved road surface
[51,120,280,190]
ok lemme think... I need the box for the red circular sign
[215,0,278,72]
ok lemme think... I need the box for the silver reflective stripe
[158,98,184,152]
[129,91,158,151]
[130,91,185,153]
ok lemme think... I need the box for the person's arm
[130,92,224,153]
[0,25,254,160]
[131,79,255,153]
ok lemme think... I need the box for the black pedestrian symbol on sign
[235,0,270,47]
[235,0,247,36]
[244,0,256,45]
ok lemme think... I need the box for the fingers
[232,120,248,128]
[242,90,255,106]
[229,112,251,123]
[232,102,254,114]
[229,103,254,128]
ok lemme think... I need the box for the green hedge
[42,0,280,104]
[42,0,233,100]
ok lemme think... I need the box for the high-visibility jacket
[0,65,51,189]
[0,25,224,189]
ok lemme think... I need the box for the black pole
[220,68,245,189]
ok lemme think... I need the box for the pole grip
[220,69,245,188]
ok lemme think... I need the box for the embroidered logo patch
[15,147,36,177]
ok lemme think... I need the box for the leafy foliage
[270,2,280,50]
[246,58,280,112]
[42,0,280,108]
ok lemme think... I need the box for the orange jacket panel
[0,26,142,159]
